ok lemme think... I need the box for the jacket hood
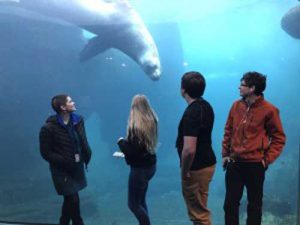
[46,115,57,124]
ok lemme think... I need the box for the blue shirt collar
[56,113,81,128]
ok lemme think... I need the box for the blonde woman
[117,94,158,225]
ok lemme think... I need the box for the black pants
[128,164,156,225]
[224,162,265,225]
[60,192,83,225]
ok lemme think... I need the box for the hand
[262,159,267,168]
[117,137,124,143]
[181,170,191,179]
[222,157,231,167]
[186,172,191,178]
[83,150,92,165]
[222,156,232,171]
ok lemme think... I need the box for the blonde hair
[127,94,158,154]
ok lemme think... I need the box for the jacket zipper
[241,105,251,145]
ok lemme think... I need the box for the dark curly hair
[241,71,267,95]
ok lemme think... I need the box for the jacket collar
[55,113,81,128]
[241,95,264,107]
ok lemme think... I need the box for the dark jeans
[60,192,84,225]
[128,164,156,225]
[224,162,265,225]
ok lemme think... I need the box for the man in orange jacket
[222,71,286,225]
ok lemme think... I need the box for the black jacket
[39,114,92,171]
[117,136,156,168]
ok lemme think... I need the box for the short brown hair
[181,71,206,98]
[51,94,69,113]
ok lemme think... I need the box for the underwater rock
[263,198,292,216]
[240,197,292,217]
[281,4,300,39]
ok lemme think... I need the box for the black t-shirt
[176,98,216,170]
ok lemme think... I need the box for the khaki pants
[182,165,216,225]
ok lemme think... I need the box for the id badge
[75,154,80,162]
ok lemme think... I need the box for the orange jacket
[222,96,286,165]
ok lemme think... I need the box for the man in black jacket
[39,94,92,225]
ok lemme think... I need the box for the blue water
[0,0,299,225]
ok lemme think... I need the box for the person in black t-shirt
[176,71,216,225]
[118,94,158,225]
